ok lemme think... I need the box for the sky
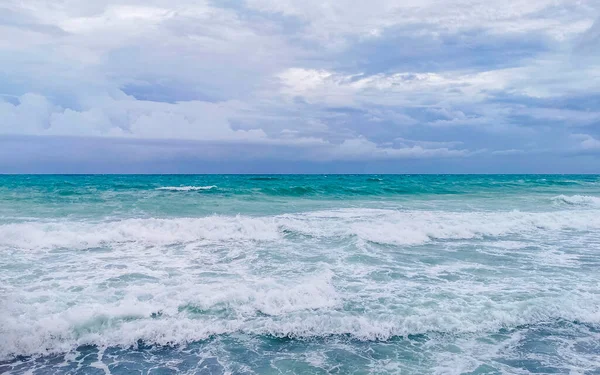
[0,0,599,173]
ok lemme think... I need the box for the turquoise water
[1,175,599,374]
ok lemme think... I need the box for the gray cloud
[0,0,598,171]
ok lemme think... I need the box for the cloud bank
[0,0,599,172]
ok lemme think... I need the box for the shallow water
[1,175,599,374]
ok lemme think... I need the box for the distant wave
[263,186,317,196]
[156,186,217,191]
[259,185,390,196]
[248,177,281,181]
[552,195,600,207]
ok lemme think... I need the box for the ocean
[1,175,599,374]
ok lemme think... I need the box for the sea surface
[1,175,600,375]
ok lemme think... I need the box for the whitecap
[156,185,217,191]
[2,289,599,359]
[3,208,600,360]
[552,195,600,207]
[2,208,600,250]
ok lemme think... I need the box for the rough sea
[1,175,599,374]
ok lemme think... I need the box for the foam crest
[172,271,340,317]
[552,194,600,207]
[156,185,217,191]
[0,271,341,359]
[2,208,600,250]
[281,208,600,245]
[0,216,281,250]
[2,290,599,360]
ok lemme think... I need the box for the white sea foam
[552,194,600,207]
[1,208,600,250]
[2,207,600,361]
[156,185,217,191]
[0,271,343,358]
[1,288,599,359]
[280,208,600,245]
[0,216,281,250]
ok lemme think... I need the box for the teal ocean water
[1,175,600,374]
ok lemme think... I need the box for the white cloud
[277,67,517,111]
[0,0,599,167]
[0,92,472,160]
[571,134,600,150]
[513,107,600,126]
[0,93,267,141]
[329,137,469,160]
[0,93,56,134]
[246,0,595,43]
[491,149,526,155]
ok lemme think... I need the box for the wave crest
[2,208,600,250]
[552,195,600,207]
[156,186,217,191]
[2,291,599,359]
[2,208,600,360]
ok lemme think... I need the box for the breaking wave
[156,186,217,191]
[552,194,600,207]
[2,205,600,362]
[1,208,600,250]
[2,285,599,359]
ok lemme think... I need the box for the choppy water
[1,175,600,375]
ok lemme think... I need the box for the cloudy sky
[1,0,599,173]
